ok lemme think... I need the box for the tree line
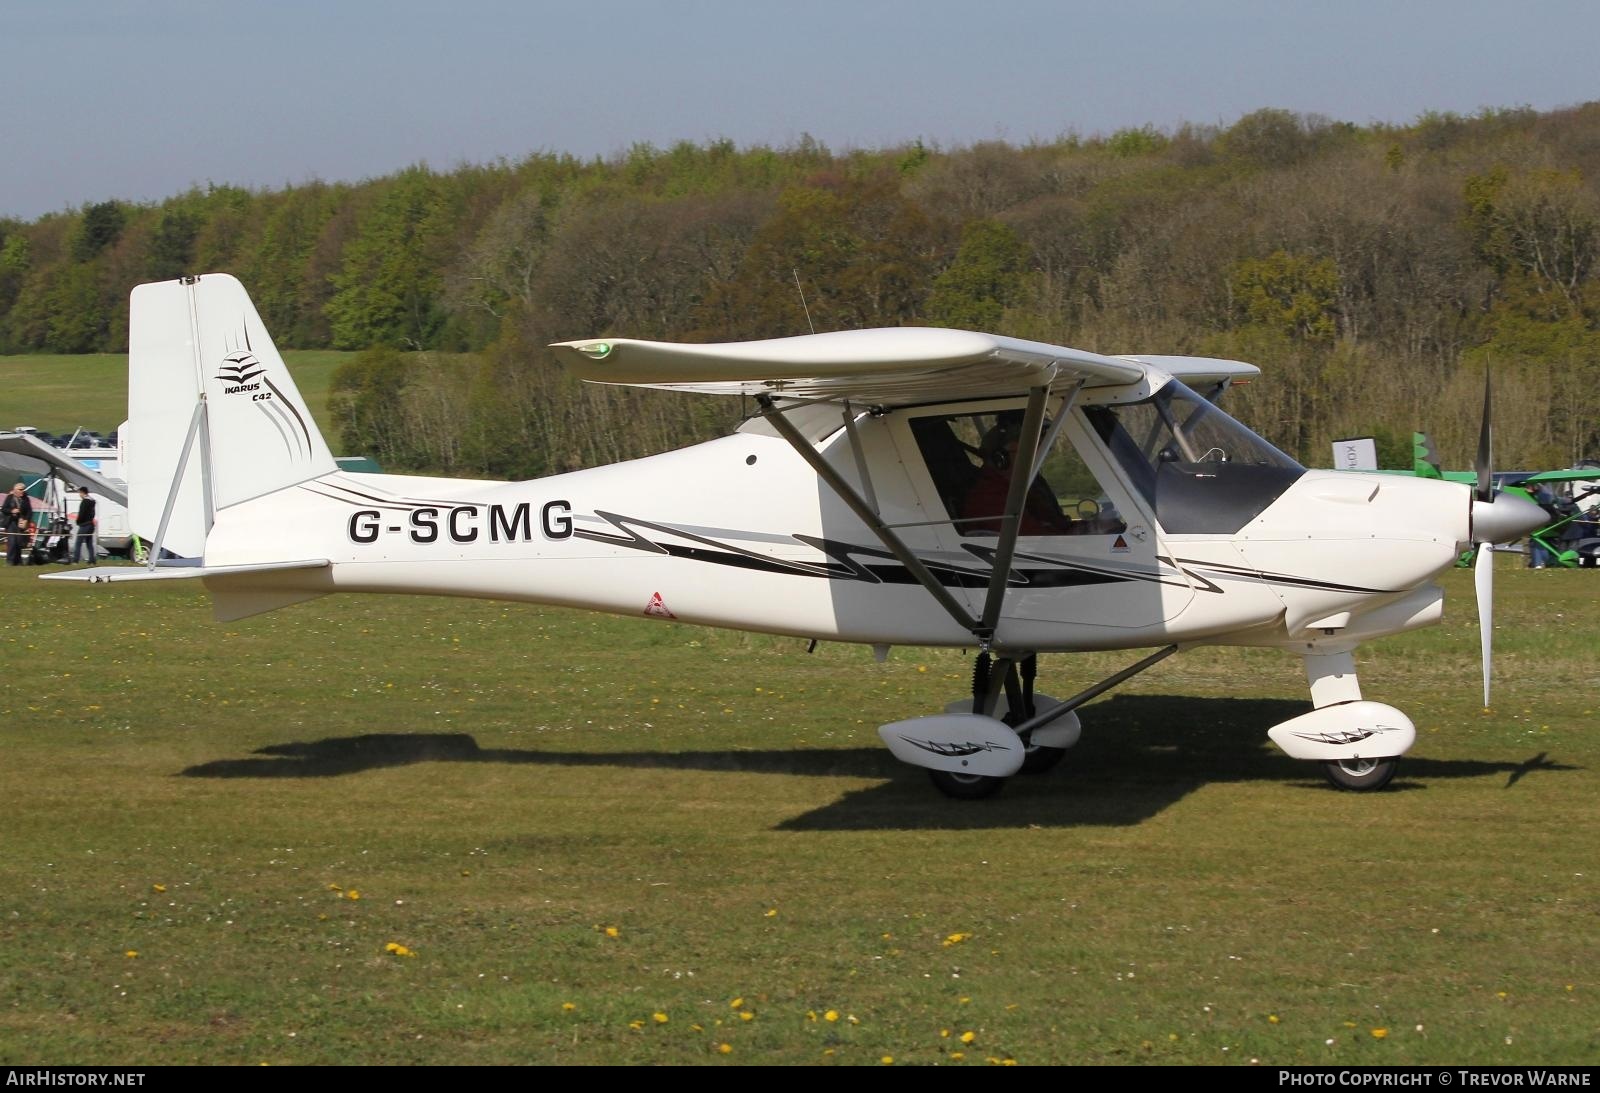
[3,105,1598,477]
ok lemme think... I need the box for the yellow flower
[960,1030,976,1044]
[383,942,415,957]
[739,1011,754,1022]
[652,1012,669,1024]
[562,1002,576,1012]
[152,884,166,893]
[718,1043,732,1055]
[1371,1028,1388,1040]
[950,1052,965,1061]
[628,1020,644,1030]
[345,890,361,901]
[730,997,743,1008]
[880,1056,894,1065]
[824,1010,839,1023]
[327,884,343,892]
[1268,1015,1280,1024]
[943,932,972,947]
[940,1029,951,1038]
[603,926,620,938]
[764,908,778,917]
[124,950,138,959]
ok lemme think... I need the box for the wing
[0,432,129,506]
[1517,468,1600,486]
[1119,355,1260,388]
[548,327,1149,404]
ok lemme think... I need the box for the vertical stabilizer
[127,275,336,558]
[1412,432,1443,479]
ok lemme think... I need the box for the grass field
[1,352,350,438]
[0,560,1594,1065]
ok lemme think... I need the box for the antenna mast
[792,268,816,334]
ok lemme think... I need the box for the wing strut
[757,394,981,635]
[976,385,1050,641]
[840,402,880,516]
[148,395,212,568]
[1013,644,1180,738]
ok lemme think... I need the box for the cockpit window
[1085,382,1304,534]
[910,411,1127,538]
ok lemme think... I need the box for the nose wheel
[1321,756,1398,791]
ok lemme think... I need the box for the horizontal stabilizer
[41,559,330,584]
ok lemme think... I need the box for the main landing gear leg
[924,652,1078,798]
[908,646,1179,801]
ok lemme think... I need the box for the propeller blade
[1475,543,1494,707]
[1475,370,1494,502]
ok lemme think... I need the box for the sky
[3,0,1599,220]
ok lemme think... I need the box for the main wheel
[927,769,1006,800]
[1321,756,1398,791]
[1018,743,1067,775]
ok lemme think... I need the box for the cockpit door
[893,400,1196,634]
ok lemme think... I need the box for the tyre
[1018,743,1067,775]
[927,768,1006,800]
[1321,756,1398,791]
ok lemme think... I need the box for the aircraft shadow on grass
[177,695,1580,830]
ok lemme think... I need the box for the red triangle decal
[643,592,677,619]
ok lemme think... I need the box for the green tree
[44,265,109,353]
[1465,165,1600,318]
[146,203,202,281]
[71,201,125,262]
[328,346,417,465]
[0,230,30,323]
[925,219,1029,330]
[1230,251,1341,342]
[326,169,457,349]
[694,171,951,338]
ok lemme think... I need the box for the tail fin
[127,274,336,557]
[1412,431,1443,479]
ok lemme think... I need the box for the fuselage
[201,381,1473,652]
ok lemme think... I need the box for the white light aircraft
[47,274,1546,798]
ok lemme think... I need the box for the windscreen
[1085,382,1304,534]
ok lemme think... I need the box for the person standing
[72,487,98,565]
[3,482,33,566]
